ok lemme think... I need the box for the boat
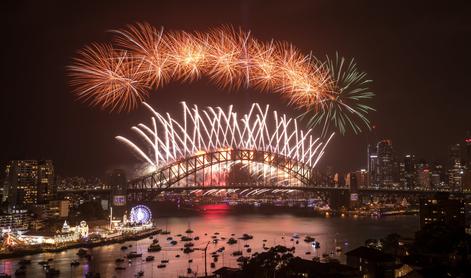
[175,254,180,258]
[194,236,200,240]
[187,268,192,274]
[240,233,253,240]
[244,244,250,248]
[161,259,169,263]
[292,233,300,239]
[305,251,311,255]
[152,239,159,244]
[232,250,242,256]
[115,258,125,263]
[121,246,128,250]
[212,239,219,244]
[137,270,144,277]
[127,252,143,259]
[246,248,252,253]
[188,259,193,263]
[45,268,60,276]
[176,234,182,237]
[183,247,194,253]
[157,264,166,268]
[295,240,299,244]
[217,247,225,252]
[210,262,216,268]
[149,236,153,239]
[227,237,237,245]
[166,237,173,240]
[70,260,80,266]
[170,240,178,245]
[335,246,342,252]
[148,243,162,252]
[184,242,194,248]
[18,259,31,265]
[312,241,320,249]
[181,236,192,241]
[115,266,126,270]
[161,230,171,235]
[146,256,155,262]
[304,236,315,243]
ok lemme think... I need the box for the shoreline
[0,228,160,260]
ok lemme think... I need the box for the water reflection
[0,211,418,277]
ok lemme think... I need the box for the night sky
[1,0,470,178]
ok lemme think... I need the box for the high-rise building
[415,161,431,189]
[37,160,55,203]
[367,144,378,187]
[448,144,464,191]
[376,140,394,188]
[3,160,55,209]
[403,154,416,190]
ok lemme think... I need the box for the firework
[68,43,149,112]
[299,53,375,136]
[69,23,374,134]
[116,102,334,168]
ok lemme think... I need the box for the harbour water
[0,205,418,277]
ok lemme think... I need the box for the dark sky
[1,0,470,178]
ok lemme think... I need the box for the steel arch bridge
[127,149,316,192]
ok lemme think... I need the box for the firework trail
[116,102,334,168]
[69,23,374,134]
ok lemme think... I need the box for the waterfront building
[47,200,70,218]
[419,193,465,229]
[3,160,55,209]
[0,211,30,233]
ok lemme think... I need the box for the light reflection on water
[0,208,418,277]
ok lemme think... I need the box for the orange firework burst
[69,43,149,112]
[68,23,354,116]
[113,22,171,88]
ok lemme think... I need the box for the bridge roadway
[56,186,466,195]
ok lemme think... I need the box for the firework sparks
[299,53,375,136]
[68,43,149,112]
[69,23,374,135]
[116,102,334,168]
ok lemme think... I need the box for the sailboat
[161,219,170,235]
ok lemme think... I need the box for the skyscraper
[403,154,416,190]
[448,144,464,191]
[3,160,55,209]
[376,140,394,188]
[367,144,378,187]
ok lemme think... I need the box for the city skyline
[1,1,470,177]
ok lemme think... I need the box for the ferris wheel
[129,205,152,224]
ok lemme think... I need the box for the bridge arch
[127,149,315,191]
